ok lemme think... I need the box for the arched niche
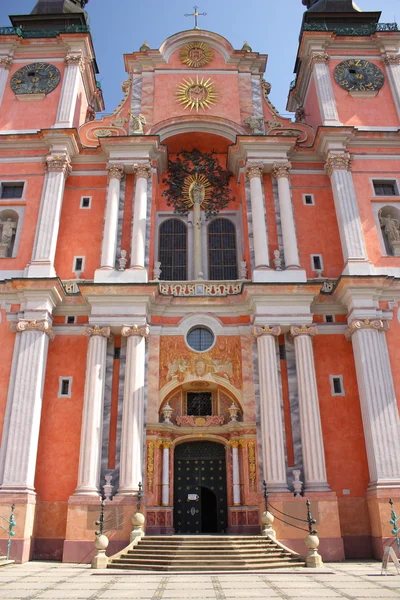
[0,209,19,258]
[379,205,400,256]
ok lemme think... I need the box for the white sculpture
[239,261,247,280]
[273,249,283,270]
[130,113,146,135]
[153,261,162,281]
[292,469,303,497]
[0,218,17,257]
[380,211,400,255]
[119,249,127,271]
[103,475,113,501]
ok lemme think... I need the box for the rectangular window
[311,254,323,271]
[58,377,72,398]
[73,256,84,272]
[187,392,213,416]
[80,196,92,209]
[303,194,315,206]
[325,315,335,323]
[330,375,345,397]
[66,316,76,324]
[1,183,24,199]
[373,180,399,196]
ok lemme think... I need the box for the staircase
[107,535,306,571]
[0,556,14,568]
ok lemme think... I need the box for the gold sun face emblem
[182,174,211,208]
[176,76,218,112]
[180,42,213,68]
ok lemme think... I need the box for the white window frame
[330,374,345,397]
[311,254,324,272]
[65,315,77,325]
[80,195,92,209]
[73,255,85,274]
[302,193,315,206]
[58,376,73,399]
[324,314,335,323]
[370,177,400,198]
[0,180,26,201]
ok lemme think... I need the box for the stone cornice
[11,319,55,340]
[290,324,318,338]
[121,324,150,338]
[84,325,111,339]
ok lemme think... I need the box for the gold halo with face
[180,42,213,68]
[176,76,218,112]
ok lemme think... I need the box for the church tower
[0,0,399,566]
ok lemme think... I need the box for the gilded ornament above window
[180,42,213,68]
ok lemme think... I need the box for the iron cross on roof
[185,5,207,30]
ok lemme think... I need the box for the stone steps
[107,535,306,571]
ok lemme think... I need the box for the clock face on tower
[334,59,385,93]
[10,63,61,96]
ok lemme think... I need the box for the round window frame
[185,326,216,353]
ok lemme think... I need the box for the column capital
[107,164,124,181]
[229,439,240,449]
[162,440,173,449]
[272,162,292,180]
[324,151,351,177]
[310,52,330,68]
[0,56,13,70]
[65,52,85,73]
[253,325,281,338]
[346,318,389,338]
[246,163,263,180]
[11,318,55,340]
[290,324,318,338]
[134,164,151,180]
[84,325,111,339]
[121,323,150,338]
[45,154,72,177]
[382,53,400,66]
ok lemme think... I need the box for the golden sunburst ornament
[176,76,218,112]
[182,174,212,208]
[180,42,213,68]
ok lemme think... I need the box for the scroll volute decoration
[162,149,234,218]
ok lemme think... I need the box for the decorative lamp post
[162,401,173,423]
[228,402,240,422]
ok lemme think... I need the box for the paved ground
[0,561,399,600]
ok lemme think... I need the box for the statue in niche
[0,217,17,257]
[379,210,400,255]
[129,113,146,134]
[191,181,205,206]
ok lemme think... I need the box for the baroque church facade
[0,0,399,564]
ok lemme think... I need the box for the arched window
[0,209,19,258]
[379,206,400,256]
[159,218,187,280]
[208,218,238,280]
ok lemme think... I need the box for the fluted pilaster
[0,56,12,108]
[254,325,288,492]
[310,52,341,125]
[130,164,151,275]
[271,162,300,268]
[100,165,124,269]
[55,53,85,128]
[118,324,149,494]
[75,325,110,495]
[382,53,400,119]
[347,319,400,488]
[291,325,330,492]
[246,164,270,271]
[0,320,53,492]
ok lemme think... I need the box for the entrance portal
[174,441,228,534]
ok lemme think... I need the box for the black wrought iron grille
[208,218,238,280]
[159,218,187,280]
[187,392,213,416]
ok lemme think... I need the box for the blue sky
[0,0,398,116]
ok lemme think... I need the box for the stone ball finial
[241,41,252,52]
[140,41,150,52]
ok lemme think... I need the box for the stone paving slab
[0,561,398,600]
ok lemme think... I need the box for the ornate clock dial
[334,59,385,92]
[10,62,61,95]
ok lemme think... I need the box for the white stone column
[290,325,330,492]
[272,163,300,269]
[246,164,270,270]
[383,53,400,119]
[325,152,369,272]
[55,53,85,128]
[26,154,71,278]
[0,319,54,493]
[230,441,241,505]
[75,325,110,496]
[310,52,341,126]
[130,165,150,279]
[161,441,172,506]
[347,319,400,489]
[0,57,12,108]
[118,323,149,494]
[254,325,289,492]
[100,165,124,269]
